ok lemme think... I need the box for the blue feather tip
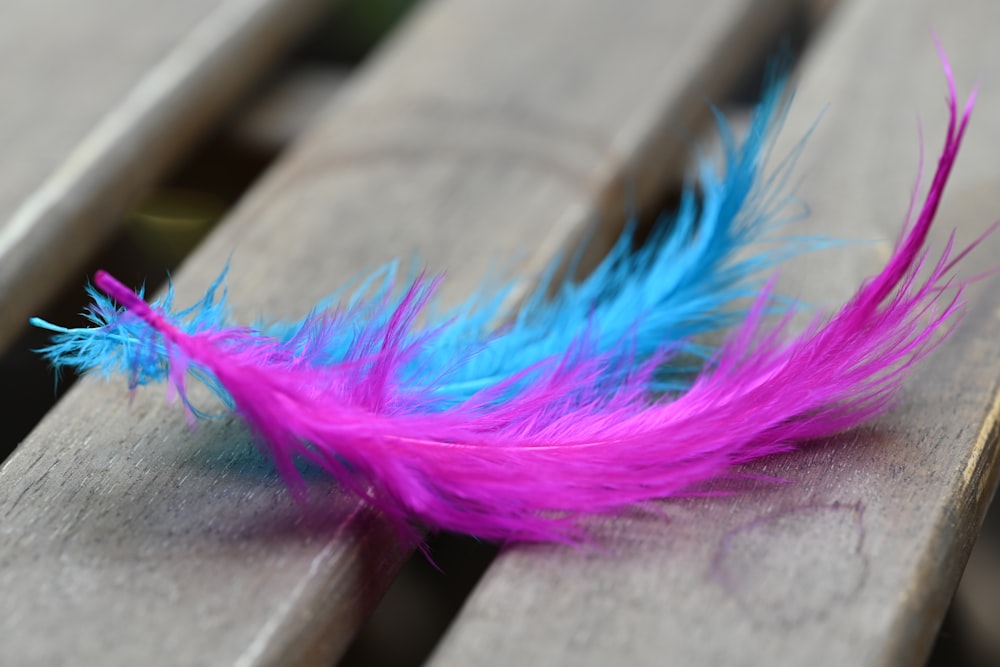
[31,77,814,410]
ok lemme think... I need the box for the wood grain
[427,1,1000,666]
[0,0,805,664]
[0,0,334,354]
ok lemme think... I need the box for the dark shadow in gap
[340,532,499,667]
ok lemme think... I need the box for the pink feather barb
[93,70,987,544]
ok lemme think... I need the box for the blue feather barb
[32,80,808,409]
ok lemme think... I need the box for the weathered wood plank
[0,0,334,354]
[0,0,805,664]
[427,1,1000,666]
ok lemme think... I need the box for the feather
[80,68,985,543]
[32,78,808,410]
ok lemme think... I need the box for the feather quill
[76,68,984,543]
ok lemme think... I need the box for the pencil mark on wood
[337,100,617,155]
[711,501,869,627]
[266,101,621,199]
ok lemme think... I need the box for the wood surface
[0,0,334,354]
[427,1,1000,665]
[0,0,806,664]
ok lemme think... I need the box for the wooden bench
[0,0,335,354]
[1,0,999,664]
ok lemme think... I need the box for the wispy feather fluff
[58,67,986,543]
[33,80,805,410]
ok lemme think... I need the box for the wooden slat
[427,1,1000,666]
[0,0,805,664]
[0,0,334,353]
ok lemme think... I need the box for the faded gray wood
[427,1,1000,666]
[0,0,807,664]
[0,0,333,353]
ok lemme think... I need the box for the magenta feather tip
[66,63,992,544]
